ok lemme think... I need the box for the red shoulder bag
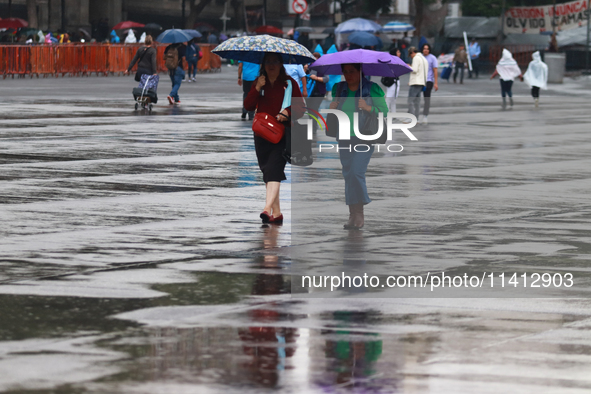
[252,112,285,144]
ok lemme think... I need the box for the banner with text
[504,0,590,34]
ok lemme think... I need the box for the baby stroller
[133,74,159,112]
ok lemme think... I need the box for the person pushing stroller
[126,35,159,106]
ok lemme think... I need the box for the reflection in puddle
[319,311,387,391]
[102,226,405,392]
[240,224,298,387]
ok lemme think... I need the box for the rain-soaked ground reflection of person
[317,311,389,391]
[314,232,394,390]
[238,223,297,388]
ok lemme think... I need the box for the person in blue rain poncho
[110,30,120,43]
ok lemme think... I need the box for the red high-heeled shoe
[269,214,283,224]
[260,211,272,223]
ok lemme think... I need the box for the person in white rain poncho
[523,51,548,108]
[490,48,522,110]
[125,30,137,44]
[139,32,146,44]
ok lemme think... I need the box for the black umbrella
[144,23,163,31]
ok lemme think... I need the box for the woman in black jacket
[125,35,157,78]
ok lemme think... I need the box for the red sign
[292,0,308,14]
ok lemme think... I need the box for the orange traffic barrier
[156,45,168,73]
[0,43,222,78]
[79,44,109,76]
[55,44,83,76]
[197,44,222,73]
[108,44,133,75]
[1,45,31,78]
[30,45,56,77]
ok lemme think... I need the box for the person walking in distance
[490,48,523,110]
[468,38,481,78]
[164,41,187,105]
[185,39,201,82]
[238,60,259,120]
[523,51,548,108]
[407,46,428,121]
[421,43,438,125]
[453,44,467,84]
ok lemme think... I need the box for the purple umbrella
[309,49,411,78]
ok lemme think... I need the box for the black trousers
[453,62,464,83]
[531,86,540,98]
[423,81,433,116]
[468,59,479,78]
[500,80,513,98]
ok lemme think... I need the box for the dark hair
[260,52,288,81]
[389,47,401,56]
[340,63,365,79]
[422,43,431,53]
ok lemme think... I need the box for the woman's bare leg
[264,181,281,216]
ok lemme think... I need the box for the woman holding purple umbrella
[311,49,411,230]
[329,64,388,230]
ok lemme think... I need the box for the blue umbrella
[348,31,380,48]
[212,34,315,64]
[156,29,192,44]
[335,18,382,34]
[382,21,415,33]
[183,29,203,39]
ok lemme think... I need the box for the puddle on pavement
[0,269,407,393]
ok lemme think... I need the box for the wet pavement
[1,70,591,393]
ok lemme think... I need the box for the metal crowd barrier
[1,43,222,78]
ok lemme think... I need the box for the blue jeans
[339,137,374,206]
[188,59,198,78]
[169,67,184,102]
